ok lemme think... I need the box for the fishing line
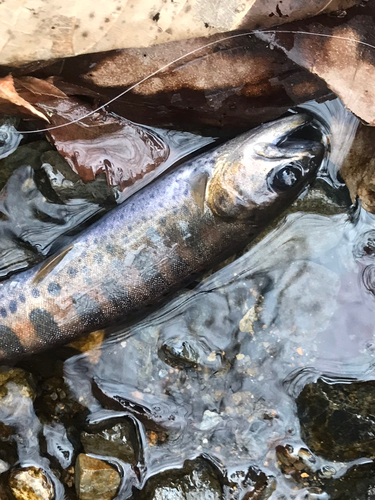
[14,29,375,135]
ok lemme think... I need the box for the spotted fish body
[0,115,324,360]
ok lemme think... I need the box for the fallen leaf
[53,33,331,131]
[44,99,170,190]
[0,75,49,121]
[256,2,375,125]
[5,77,170,190]
[0,0,360,67]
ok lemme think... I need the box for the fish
[0,114,324,361]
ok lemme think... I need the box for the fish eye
[270,165,303,192]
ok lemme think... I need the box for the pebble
[9,466,54,500]
[81,419,137,465]
[75,454,121,500]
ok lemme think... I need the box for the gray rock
[41,151,116,204]
[138,457,222,500]
[81,420,137,465]
[297,378,375,461]
[0,140,51,190]
[75,454,121,500]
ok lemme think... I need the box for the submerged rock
[0,368,35,400]
[224,466,275,499]
[75,454,120,500]
[275,443,326,491]
[81,419,137,465]
[9,466,54,500]
[0,140,51,190]
[138,457,223,500]
[0,164,103,279]
[92,378,186,434]
[40,151,116,205]
[325,461,375,500]
[34,375,87,426]
[297,378,375,461]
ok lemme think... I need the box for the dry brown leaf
[0,75,49,121]
[256,2,375,125]
[54,33,331,131]
[0,0,361,67]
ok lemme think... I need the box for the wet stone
[325,461,375,500]
[297,378,375,461]
[75,454,121,500]
[0,141,52,190]
[292,178,352,216]
[0,458,9,474]
[41,151,116,204]
[275,444,320,488]
[9,466,54,500]
[138,457,223,500]
[81,419,137,465]
[224,466,275,499]
[33,376,87,425]
[0,421,17,467]
[0,481,9,500]
[0,368,35,400]
[0,369,36,466]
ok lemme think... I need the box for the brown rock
[340,123,375,213]
[81,420,137,465]
[9,467,54,500]
[75,454,120,500]
[0,368,35,400]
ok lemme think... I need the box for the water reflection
[58,198,375,498]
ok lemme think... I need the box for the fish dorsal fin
[33,245,73,284]
[190,172,208,213]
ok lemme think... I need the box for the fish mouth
[254,113,314,147]
[254,113,326,168]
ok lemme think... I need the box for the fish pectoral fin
[190,172,209,213]
[32,244,74,284]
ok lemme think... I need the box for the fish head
[207,114,325,220]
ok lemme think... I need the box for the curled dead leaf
[0,75,49,121]
[54,33,331,131]
[256,2,375,125]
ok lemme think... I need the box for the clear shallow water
[61,204,375,495]
[0,99,375,499]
